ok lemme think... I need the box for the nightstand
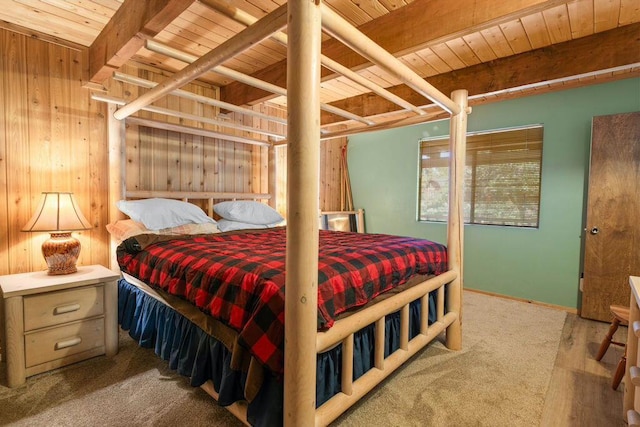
[0,264,120,388]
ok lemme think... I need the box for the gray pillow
[116,198,215,230]
[214,201,283,225]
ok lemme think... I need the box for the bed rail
[317,270,457,352]
[315,270,458,426]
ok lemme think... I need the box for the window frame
[417,124,544,228]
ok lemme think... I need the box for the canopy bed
[100,1,469,426]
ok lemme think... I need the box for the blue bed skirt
[118,278,439,426]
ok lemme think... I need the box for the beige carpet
[0,291,566,426]
[334,291,567,426]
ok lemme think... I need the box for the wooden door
[581,111,640,321]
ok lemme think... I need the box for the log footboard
[315,270,458,426]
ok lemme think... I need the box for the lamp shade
[22,192,92,275]
[22,192,92,232]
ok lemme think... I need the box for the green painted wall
[348,78,640,309]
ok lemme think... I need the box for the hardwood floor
[541,313,626,426]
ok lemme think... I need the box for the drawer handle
[55,337,82,350]
[54,303,81,315]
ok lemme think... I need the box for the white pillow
[214,201,283,226]
[217,219,281,232]
[116,198,215,230]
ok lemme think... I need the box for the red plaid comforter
[117,227,447,374]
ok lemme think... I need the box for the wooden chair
[596,304,630,390]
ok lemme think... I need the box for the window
[418,125,543,227]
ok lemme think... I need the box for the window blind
[419,126,543,227]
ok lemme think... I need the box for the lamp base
[42,232,81,275]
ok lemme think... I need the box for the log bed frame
[102,1,469,425]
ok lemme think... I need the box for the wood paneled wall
[0,30,346,274]
[0,28,348,276]
[275,138,348,219]
[0,28,109,275]
[105,64,273,198]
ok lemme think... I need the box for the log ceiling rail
[86,0,572,105]
[104,1,473,145]
[80,0,640,134]
[125,116,271,147]
[111,72,288,125]
[112,3,289,120]
[220,0,569,106]
[91,93,286,141]
[319,23,640,126]
[143,40,374,126]
[198,0,426,117]
[320,4,460,115]
[110,3,472,139]
[9,0,638,122]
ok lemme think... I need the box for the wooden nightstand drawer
[24,317,105,368]
[24,286,104,331]
[23,285,104,331]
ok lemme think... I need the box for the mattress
[116,228,448,374]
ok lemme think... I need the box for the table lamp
[22,192,92,275]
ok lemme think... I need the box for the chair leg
[613,352,627,391]
[596,318,621,361]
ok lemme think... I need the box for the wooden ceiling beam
[221,0,567,106]
[112,3,289,120]
[88,0,195,83]
[319,23,640,126]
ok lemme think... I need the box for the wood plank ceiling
[1,0,639,133]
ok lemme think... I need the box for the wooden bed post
[284,1,321,426]
[268,145,277,210]
[107,103,126,271]
[446,89,468,350]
